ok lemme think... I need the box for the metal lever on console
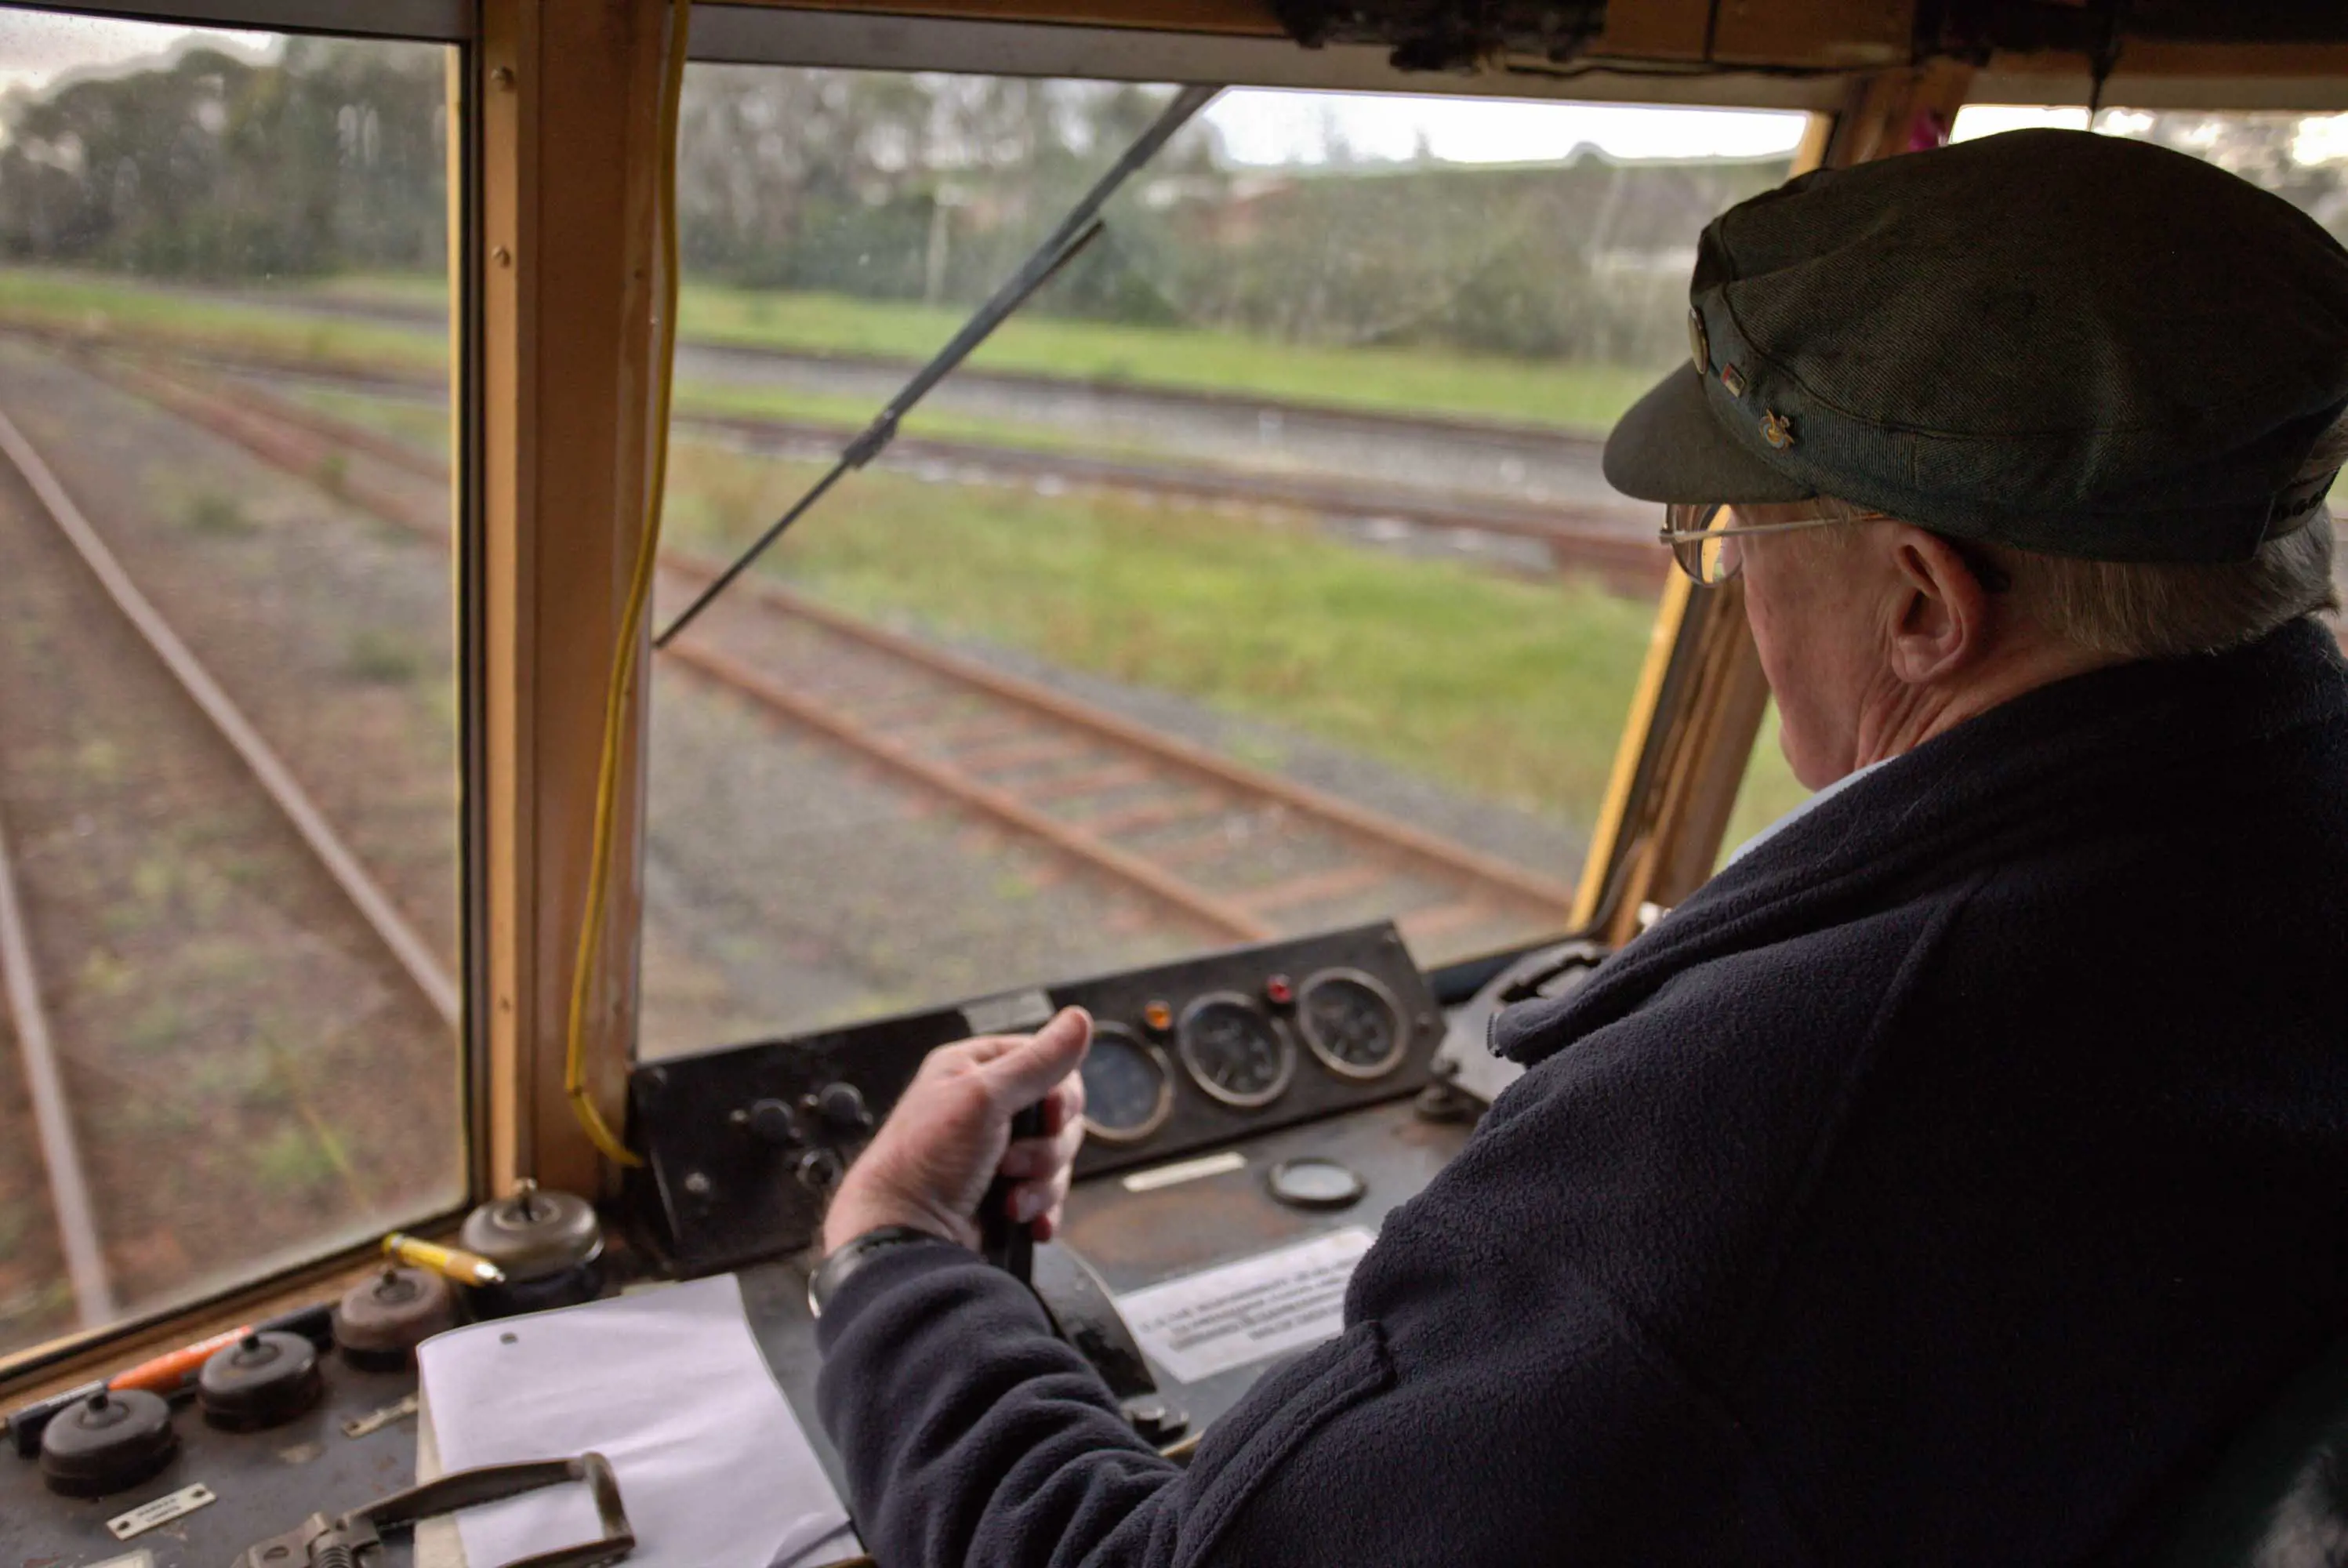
[1029,1243,1188,1448]
[982,1104,1047,1282]
[234,1450,634,1568]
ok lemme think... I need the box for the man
[809,129,2348,1564]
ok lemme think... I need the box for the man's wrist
[808,1223,957,1319]
[822,1185,966,1256]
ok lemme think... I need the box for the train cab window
[642,65,1809,1051]
[1715,106,2348,871]
[0,11,463,1364]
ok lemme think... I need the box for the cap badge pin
[1721,364,1747,397]
[1759,409,1795,449]
[1687,306,1709,372]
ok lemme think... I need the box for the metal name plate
[108,1482,215,1540]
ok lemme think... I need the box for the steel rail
[5,325,1658,587]
[672,408,1663,591]
[149,352,1655,581]
[662,639,1276,943]
[0,408,463,1029]
[57,286,1614,454]
[84,356,1580,930]
[0,800,116,1326]
[662,554,1584,916]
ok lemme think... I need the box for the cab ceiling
[31,0,2348,109]
[731,0,2348,110]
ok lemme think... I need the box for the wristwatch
[807,1225,952,1319]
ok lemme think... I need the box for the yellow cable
[564,0,691,1167]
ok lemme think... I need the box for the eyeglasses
[1657,503,2013,592]
[1657,502,1892,586]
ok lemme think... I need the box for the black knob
[816,1082,873,1133]
[746,1098,802,1146]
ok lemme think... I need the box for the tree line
[0,39,448,277]
[4,44,2342,372]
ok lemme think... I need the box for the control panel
[628,922,1441,1276]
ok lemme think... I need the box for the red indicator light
[1142,1000,1174,1033]
[1265,975,1294,1007]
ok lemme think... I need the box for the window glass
[642,70,1805,1052]
[1718,107,2348,870]
[0,11,460,1363]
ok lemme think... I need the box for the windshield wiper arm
[656,81,1224,648]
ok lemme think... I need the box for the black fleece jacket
[815,618,2348,1567]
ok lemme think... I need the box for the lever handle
[982,1105,1046,1283]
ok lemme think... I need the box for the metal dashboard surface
[0,1353,426,1568]
[630,922,1443,1277]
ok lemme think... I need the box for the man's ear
[1882,525,1990,684]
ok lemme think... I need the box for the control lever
[982,1090,1185,1446]
[234,1450,633,1568]
[1030,1243,1188,1448]
[982,1104,1046,1282]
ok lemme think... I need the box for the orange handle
[109,1325,251,1395]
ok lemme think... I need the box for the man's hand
[822,1007,1092,1256]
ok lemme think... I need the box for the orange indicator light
[1142,1000,1174,1033]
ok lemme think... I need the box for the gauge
[1176,992,1294,1108]
[1080,1024,1174,1145]
[1297,969,1406,1080]
[1268,1156,1366,1210]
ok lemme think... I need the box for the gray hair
[1985,495,2339,662]
[1822,424,2345,660]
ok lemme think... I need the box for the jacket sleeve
[814,1051,1827,1568]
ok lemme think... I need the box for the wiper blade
[656,82,1224,648]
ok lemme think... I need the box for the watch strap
[807,1225,953,1319]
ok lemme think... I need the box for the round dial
[1268,1156,1366,1210]
[1080,1025,1174,1144]
[1297,969,1406,1080]
[1176,993,1294,1108]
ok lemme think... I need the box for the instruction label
[1112,1227,1375,1383]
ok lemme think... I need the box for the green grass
[279,386,448,452]
[251,1124,339,1194]
[4,281,1707,855]
[0,268,446,379]
[673,285,1653,433]
[673,378,1191,463]
[666,441,1660,829]
[344,628,424,684]
[257,268,1655,433]
[186,490,253,535]
[210,387,1668,834]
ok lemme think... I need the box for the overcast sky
[1206,93,1805,165]
[2,10,2345,169]
[0,12,264,99]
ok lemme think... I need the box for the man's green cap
[1602,128,2348,562]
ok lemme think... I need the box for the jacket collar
[1493,619,2348,1067]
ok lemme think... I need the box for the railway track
[0,397,459,1345]
[0,321,1661,593]
[93,352,1580,954]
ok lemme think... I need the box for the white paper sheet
[1112,1227,1375,1383]
[416,1276,857,1568]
